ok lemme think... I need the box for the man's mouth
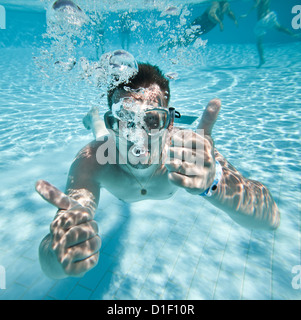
[130,145,149,158]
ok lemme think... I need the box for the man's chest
[100,165,178,202]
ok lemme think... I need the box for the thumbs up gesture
[166,99,221,195]
[36,180,101,278]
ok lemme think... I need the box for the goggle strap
[168,107,181,129]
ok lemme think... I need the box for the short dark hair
[107,63,170,108]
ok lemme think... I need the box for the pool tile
[67,285,93,300]
[47,277,80,300]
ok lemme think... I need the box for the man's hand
[166,99,221,195]
[36,180,101,277]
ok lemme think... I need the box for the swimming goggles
[104,107,181,136]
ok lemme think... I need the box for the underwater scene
[0,0,301,300]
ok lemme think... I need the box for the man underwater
[36,63,280,279]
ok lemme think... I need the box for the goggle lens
[105,108,170,135]
[144,110,168,131]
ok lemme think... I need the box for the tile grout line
[270,230,276,300]
[114,218,177,300]
[136,219,180,299]
[298,182,301,267]
[239,229,253,300]
[102,215,161,299]
[66,283,93,300]
[270,164,285,300]
[212,220,234,300]
[184,211,219,300]
[160,213,199,299]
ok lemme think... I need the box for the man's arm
[166,98,280,231]
[37,142,102,279]
[207,149,280,230]
[65,142,101,207]
[200,99,280,230]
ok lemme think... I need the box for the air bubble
[108,50,138,83]
[96,49,138,90]
[47,0,88,28]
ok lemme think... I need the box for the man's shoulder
[79,135,112,152]
[73,135,116,166]
[73,138,107,162]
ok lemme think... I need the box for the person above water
[241,0,298,68]
[36,63,280,279]
[159,0,238,51]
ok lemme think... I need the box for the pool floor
[0,42,301,300]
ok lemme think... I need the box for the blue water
[0,0,301,300]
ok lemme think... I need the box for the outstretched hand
[165,98,221,195]
[36,180,101,277]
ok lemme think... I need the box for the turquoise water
[0,0,301,300]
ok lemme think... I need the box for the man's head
[107,63,170,109]
[105,63,172,165]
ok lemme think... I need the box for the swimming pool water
[0,0,301,300]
